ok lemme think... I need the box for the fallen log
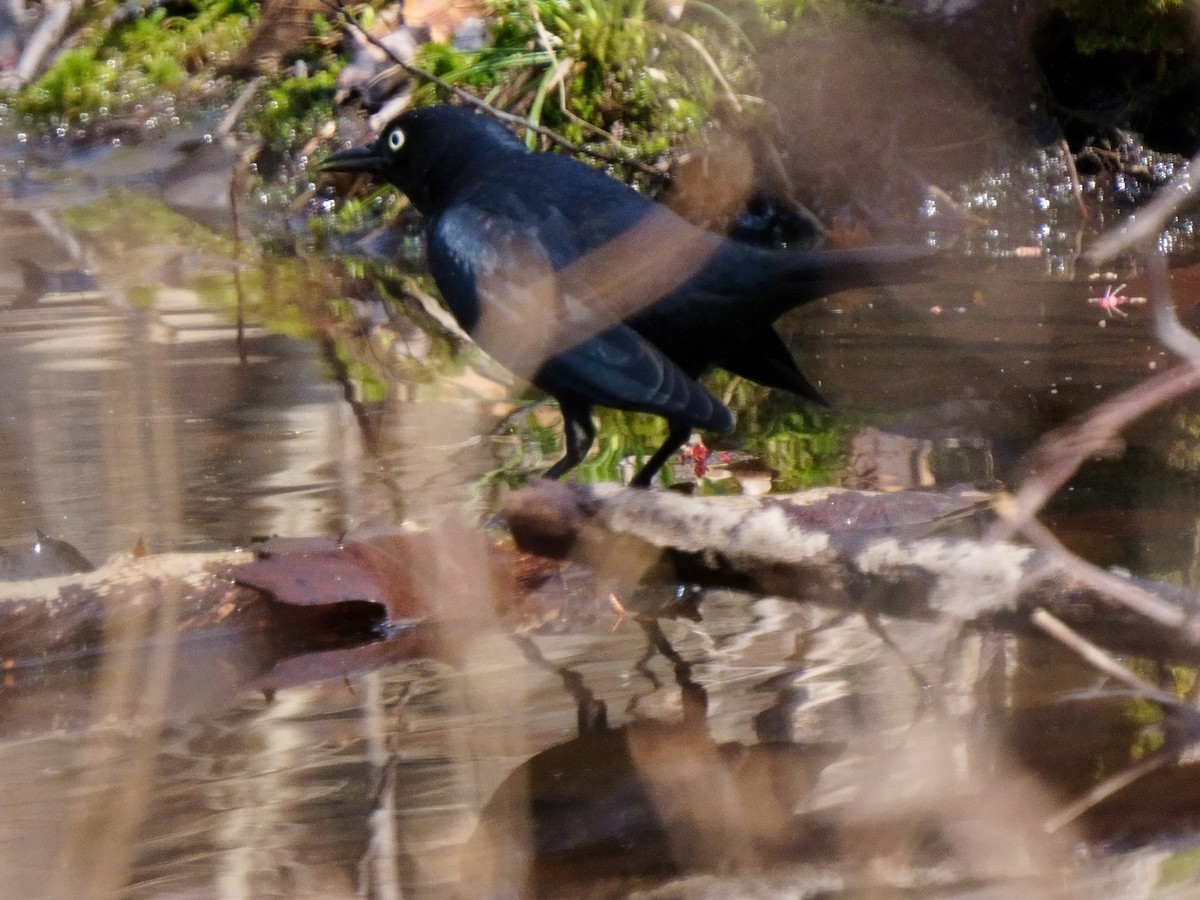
[0,524,564,667]
[503,480,1200,661]
[5,481,1199,669]
[0,550,254,665]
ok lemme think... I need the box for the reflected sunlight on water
[0,218,340,557]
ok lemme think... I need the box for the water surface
[4,132,1200,899]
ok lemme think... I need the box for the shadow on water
[7,132,1200,899]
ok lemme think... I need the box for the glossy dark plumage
[322,104,934,486]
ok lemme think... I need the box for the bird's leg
[630,421,693,488]
[543,401,596,480]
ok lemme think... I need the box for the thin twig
[668,27,742,114]
[992,240,1200,545]
[218,74,264,136]
[1031,608,1184,704]
[220,77,263,366]
[861,611,940,710]
[1031,608,1200,833]
[1147,247,1200,368]
[1087,147,1200,264]
[1042,747,1175,833]
[320,0,663,177]
[230,154,249,365]
[526,0,616,145]
[1017,517,1187,630]
[988,362,1200,542]
[1058,139,1088,221]
[0,0,81,91]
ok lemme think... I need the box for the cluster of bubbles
[950,136,1200,276]
[956,149,1082,275]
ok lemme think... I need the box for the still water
[4,132,1200,898]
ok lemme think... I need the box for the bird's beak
[320,143,386,175]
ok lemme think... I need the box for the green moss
[724,379,847,489]
[1167,411,1200,472]
[61,190,232,251]
[406,0,760,165]
[60,190,321,337]
[395,0,908,175]
[1048,0,1190,55]
[11,0,258,121]
[244,66,341,170]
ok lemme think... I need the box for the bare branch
[0,0,82,91]
[1017,516,1188,631]
[1031,608,1200,833]
[1146,247,1200,368]
[988,362,1200,541]
[1031,608,1183,703]
[1087,148,1200,263]
[1042,747,1175,833]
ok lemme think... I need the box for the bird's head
[320,105,527,212]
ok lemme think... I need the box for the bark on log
[6,481,1200,666]
[503,481,1200,661]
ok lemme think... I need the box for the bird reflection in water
[459,621,844,895]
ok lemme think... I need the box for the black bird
[322,104,934,486]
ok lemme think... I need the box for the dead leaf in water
[231,523,565,627]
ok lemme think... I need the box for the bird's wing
[428,203,732,431]
[451,163,728,325]
[534,321,732,430]
[428,201,611,378]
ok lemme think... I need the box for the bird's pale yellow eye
[387,128,405,151]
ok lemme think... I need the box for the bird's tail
[705,241,940,326]
[754,243,941,317]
